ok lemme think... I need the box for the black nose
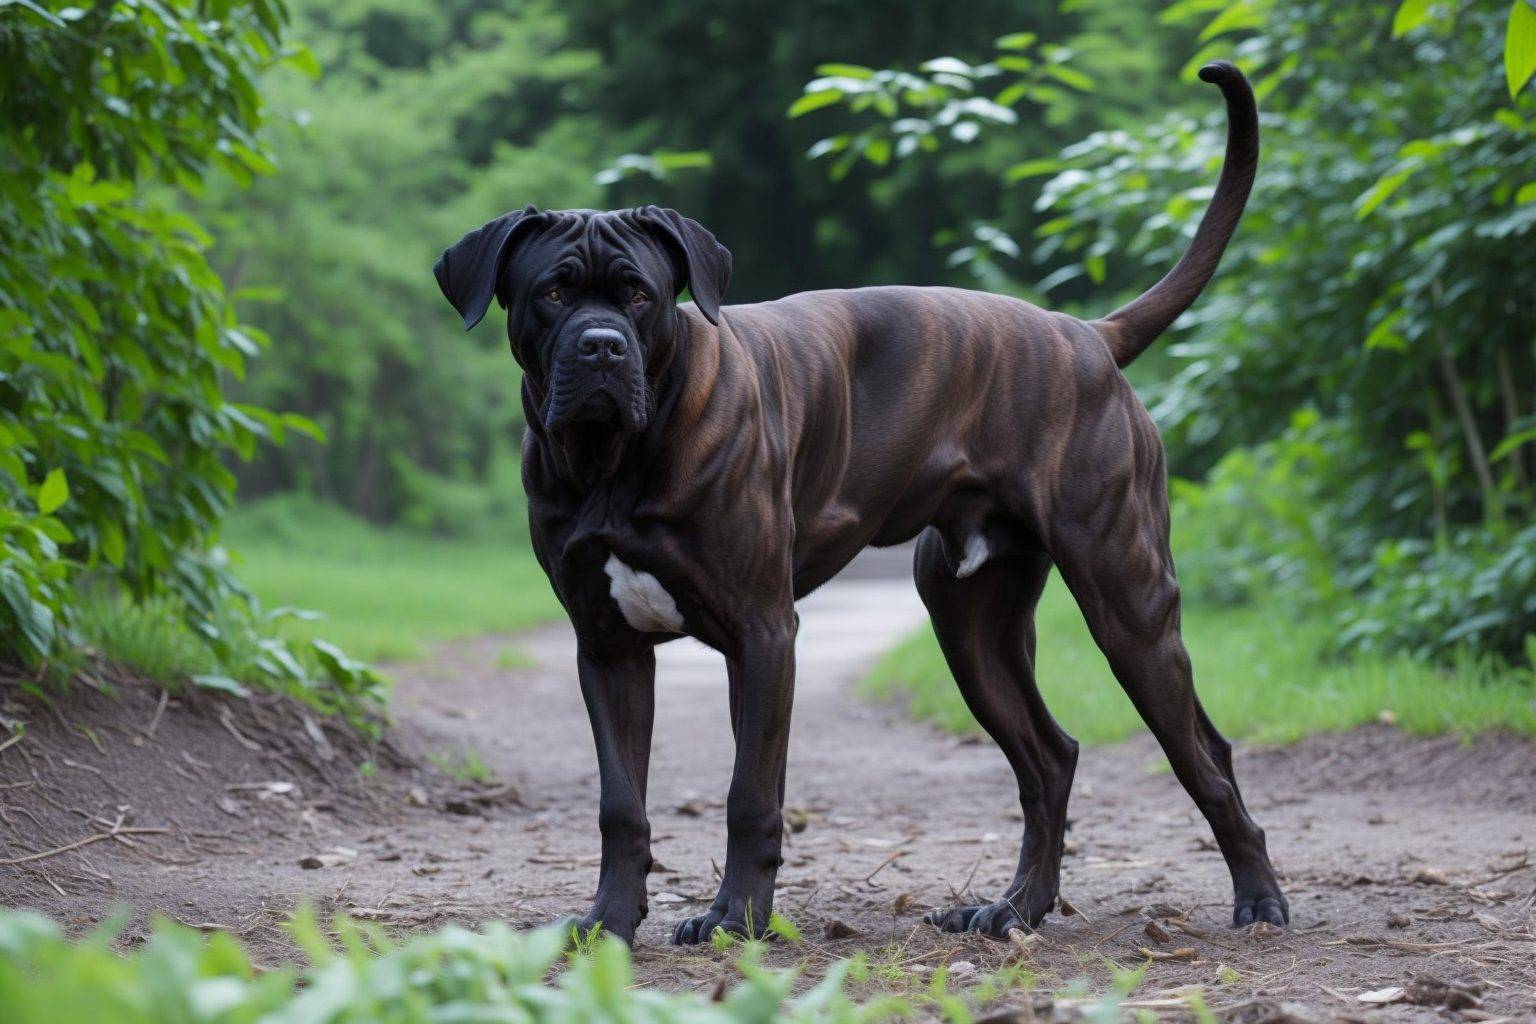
[577,328,628,362]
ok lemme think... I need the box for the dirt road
[3,551,1534,1020]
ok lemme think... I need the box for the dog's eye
[630,290,649,307]
[544,287,563,303]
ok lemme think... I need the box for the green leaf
[787,90,843,117]
[766,913,802,943]
[1006,158,1064,182]
[994,32,1038,51]
[280,46,323,79]
[1365,310,1408,351]
[280,413,327,442]
[191,674,250,697]
[1509,0,1536,98]
[652,150,712,171]
[806,135,849,160]
[1085,253,1107,284]
[0,567,55,658]
[814,63,874,79]
[1042,64,1096,92]
[1391,0,1430,37]
[37,468,69,515]
[920,57,973,77]
[99,520,126,568]
[1517,181,1536,204]
[1199,2,1265,41]
[1490,426,1536,462]
[1354,163,1420,220]
[995,82,1032,107]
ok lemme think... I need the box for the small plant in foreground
[0,908,909,1024]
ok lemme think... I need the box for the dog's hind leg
[914,529,1079,936]
[1051,455,1288,928]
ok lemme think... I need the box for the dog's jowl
[434,61,1287,944]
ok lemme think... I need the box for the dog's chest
[603,555,685,633]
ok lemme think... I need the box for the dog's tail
[1092,60,1258,369]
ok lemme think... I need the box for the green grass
[427,743,495,784]
[223,496,561,662]
[866,576,1536,745]
[74,588,224,682]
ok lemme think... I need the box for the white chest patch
[604,555,685,633]
[955,535,990,579]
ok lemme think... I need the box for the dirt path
[4,551,1535,1020]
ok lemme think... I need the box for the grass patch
[866,576,1536,745]
[495,646,536,671]
[223,496,561,662]
[427,743,495,784]
[70,583,387,726]
[73,588,222,683]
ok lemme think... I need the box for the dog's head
[434,206,730,481]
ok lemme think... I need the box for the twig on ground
[0,825,171,865]
[864,849,908,885]
[218,708,263,752]
[0,727,24,756]
[145,689,169,739]
[1472,854,1531,888]
[1329,935,1462,952]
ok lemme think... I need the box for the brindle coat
[434,61,1287,944]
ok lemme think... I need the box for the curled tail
[1093,60,1259,368]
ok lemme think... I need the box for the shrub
[1173,410,1536,667]
[0,909,895,1024]
[0,2,381,719]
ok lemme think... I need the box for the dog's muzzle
[542,326,650,478]
[543,327,649,435]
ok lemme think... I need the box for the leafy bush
[0,2,381,719]
[1338,525,1536,665]
[0,910,894,1024]
[1172,410,1536,665]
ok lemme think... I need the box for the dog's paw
[924,895,1047,938]
[560,896,645,946]
[1232,894,1288,928]
[671,896,770,945]
[671,908,727,945]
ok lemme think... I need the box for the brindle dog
[434,61,1287,945]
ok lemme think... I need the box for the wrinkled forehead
[513,211,675,288]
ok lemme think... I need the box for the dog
[433,60,1287,945]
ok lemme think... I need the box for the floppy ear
[433,204,546,331]
[635,206,732,325]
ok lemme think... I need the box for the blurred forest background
[2,0,1534,717]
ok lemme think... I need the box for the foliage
[200,0,607,523]
[0,909,897,1024]
[1173,412,1536,663]
[0,1,382,718]
[789,35,1097,182]
[800,0,1536,666]
[576,0,1193,300]
[225,496,559,661]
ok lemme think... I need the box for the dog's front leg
[673,616,796,944]
[574,642,656,945]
